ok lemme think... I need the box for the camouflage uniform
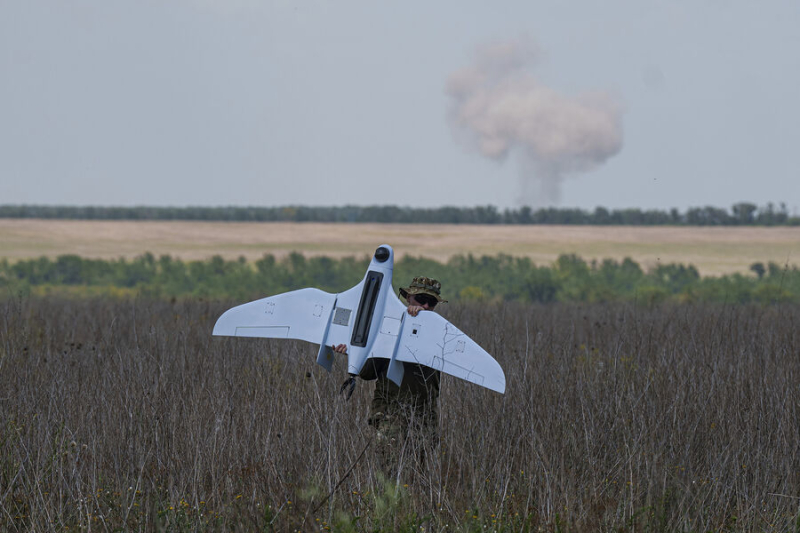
[360,276,447,475]
[360,358,440,469]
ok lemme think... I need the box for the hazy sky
[1,0,798,210]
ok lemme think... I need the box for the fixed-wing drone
[212,245,505,394]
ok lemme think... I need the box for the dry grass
[1,297,798,531]
[1,219,799,276]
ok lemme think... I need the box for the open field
[1,219,799,276]
[1,297,798,530]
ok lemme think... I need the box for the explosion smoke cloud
[446,38,623,206]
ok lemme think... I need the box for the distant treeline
[1,253,797,304]
[1,202,798,225]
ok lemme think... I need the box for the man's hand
[332,344,356,398]
[407,305,426,317]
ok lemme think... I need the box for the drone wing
[211,243,506,394]
[212,288,337,343]
[392,310,506,394]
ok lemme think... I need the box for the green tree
[749,262,766,280]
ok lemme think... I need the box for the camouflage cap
[399,276,448,303]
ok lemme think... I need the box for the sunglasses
[412,293,438,308]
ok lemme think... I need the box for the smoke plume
[446,38,623,206]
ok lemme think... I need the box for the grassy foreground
[1,297,799,531]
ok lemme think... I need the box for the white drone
[213,245,505,394]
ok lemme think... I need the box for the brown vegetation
[1,297,798,530]
[2,219,799,275]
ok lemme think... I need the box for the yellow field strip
[1,219,798,276]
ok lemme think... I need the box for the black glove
[339,375,356,399]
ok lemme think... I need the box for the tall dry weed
[0,296,798,531]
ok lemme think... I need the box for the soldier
[333,276,446,476]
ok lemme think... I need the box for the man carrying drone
[333,276,446,473]
[212,244,504,477]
